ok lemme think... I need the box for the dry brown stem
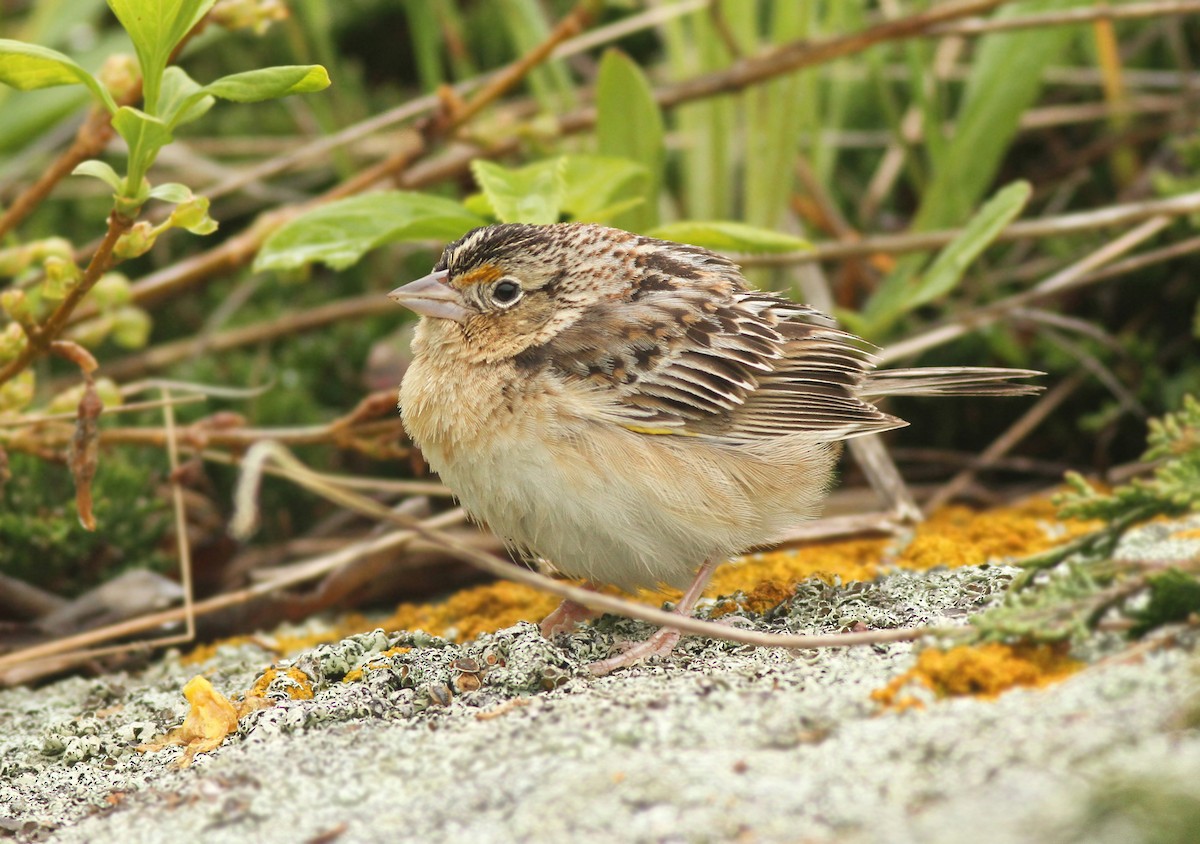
[928,1,1200,36]
[741,190,1200,267]
[0,108,118,241]
[0,210,134,386]
[98,0,1021,316]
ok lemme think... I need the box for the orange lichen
[719,537,890,591]
[872,642,1083,710]
[184,498,1095,664]
[138,676,242,767]
[381,580,562,641]
[895,500,1099,571]
[182,614,373,665]
[247,666,315,701]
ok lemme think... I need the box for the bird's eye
[491,279,522,305]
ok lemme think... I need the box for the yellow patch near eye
[459,265,504,286]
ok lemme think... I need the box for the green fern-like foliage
[971,396,1200,646]
[1057,394,1200,523]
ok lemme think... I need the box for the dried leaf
[137,675,240,767]
[69,377,103,531]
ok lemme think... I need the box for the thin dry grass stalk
[742,189,1200,267]
[878,214,1176,365]
[928,1,1200,36]
[925,374,1086,512]
[79,0,1019,320]
[229,443,935,653]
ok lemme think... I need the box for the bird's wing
[538,286,905,442]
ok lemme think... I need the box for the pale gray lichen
[2,547,1197,843]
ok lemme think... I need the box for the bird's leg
[539,587,602,638]
[586,560,718,677]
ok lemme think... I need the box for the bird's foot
[539,598,600,638]
[585,626,682,677]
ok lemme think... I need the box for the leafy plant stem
[1010,506,1157,590]
[0,15,210,240]
[109,1,1012,315]
[0,210,135,387]
[77,3,601,318]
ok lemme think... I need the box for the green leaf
[860,180,1031,335]
[596,49,665,231]
[559,154,648,223]
[0,39,117,113]
[147,182,192,203]
[255,192,486,272]
[72,159,123,192]
[470,158,564,226]
[881,1,1080,306]
[158,66,212,129]
[200,65,331,103]
[912,0,1078,231]
[646,221,811,254]
[461,192,495,219]
[111,106,173,196]
[106,0,217,112]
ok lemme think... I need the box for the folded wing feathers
[546,282,1039,440]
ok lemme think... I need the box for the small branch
[100,293,393,382]
[924,374,1085,512]
[658,0,1013,108]
[438,0,597,133]
[0,13,210,240]
[928,1,1200,37]
[0,108,117,241]
[740,190,1200,267]
[163,387,196,645]
[0,211,134,387]
[877,214,1173,364]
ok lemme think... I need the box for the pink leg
[540,593,601,638]
[586,560,718,677]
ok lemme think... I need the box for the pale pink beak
[388,270,470,323]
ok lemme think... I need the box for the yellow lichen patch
[342,647,412,683]
[138,676,242,767]
[180,498,1096,661]
[182,614,374,665]
[247,666,315,701]
[723,538,890,592]
[181,635,262,665]
[381,580,562,642]
[895,500,1098,571]
[872,643,1083,710]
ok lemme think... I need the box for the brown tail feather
[861,367,1044,398]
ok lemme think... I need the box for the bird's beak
[388,270,470,323]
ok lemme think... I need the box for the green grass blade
[596,49,665,232]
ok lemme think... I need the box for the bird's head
[390,222,743,364]
[389,223,631,359]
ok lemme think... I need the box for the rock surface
[2,523,1199,844]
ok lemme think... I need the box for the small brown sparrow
[391,223,1039,675]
